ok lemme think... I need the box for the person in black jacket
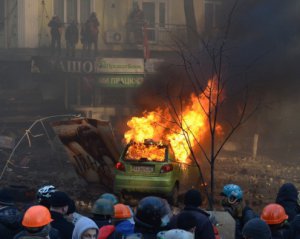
[65,20,79,57]
[49,191,74,239]
[289,213,300,239]
[48,15,63,55]
[276,182,300,222]
[0,188,22,239]
[168,189,215,239]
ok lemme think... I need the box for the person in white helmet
[36,185,57,209]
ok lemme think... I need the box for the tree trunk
[184,0,198,47]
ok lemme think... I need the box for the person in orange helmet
[261,203,292,239]
[14,205,60,239]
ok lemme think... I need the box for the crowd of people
[48,12,100,57]
[1,182,300,239]
[47,4,146,58]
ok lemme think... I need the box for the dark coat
[276,183,300,222]
[289,214,300,239]
[270,225,292,239]
[168,206,215,239]
[13,226,61,239]
[235,206,258,239]
[48,17,62,38]
[65,23,79,44]
[50,211,74,239]
[92,215,112,229]
[0,206,22,239]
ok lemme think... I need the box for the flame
[125,142,165,162]
[124,78,222,163]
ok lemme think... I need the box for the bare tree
[162,0,258,208]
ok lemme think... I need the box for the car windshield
[124,142,167,162]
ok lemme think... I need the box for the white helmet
[157,229,194,239]
[36,185,57,202]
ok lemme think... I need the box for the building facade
[0,0,223,123]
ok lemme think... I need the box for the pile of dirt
[214,155,300,213]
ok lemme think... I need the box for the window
[53,0,91,24]
[204,0,222,30]
[0,0,4,31]
[137,0,167,42]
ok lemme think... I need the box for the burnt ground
[1,129,300,216]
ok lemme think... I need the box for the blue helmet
[221,184,243,200]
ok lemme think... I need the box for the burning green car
[113,140,200,204]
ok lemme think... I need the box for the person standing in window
[84,12,100,57]
[65,20,79,58]
[48,15,63,56]
[127,3,145,44]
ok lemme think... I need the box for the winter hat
[0,188,14,206]
[242,218,271,239]
[184,189,202,207]
[50,191,71,207]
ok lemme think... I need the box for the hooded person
[276,183,300,222]
[168,189,215,239]
[242,218,272,239]
[72,216,98,239]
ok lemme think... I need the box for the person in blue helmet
[220,184,257,239]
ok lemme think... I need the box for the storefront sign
[95,58,144,74]
[97,75,144,88]
[31,57,144,74]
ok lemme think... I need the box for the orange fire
[125,141,166,162]
[124,79,222,163]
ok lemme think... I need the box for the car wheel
[169,185,179,206]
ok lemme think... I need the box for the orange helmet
[113,203,131,219]
[261,203,288,225]
[22,205,53,227]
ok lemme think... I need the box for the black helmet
[134,196,171,229]
[92,198,114,216]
